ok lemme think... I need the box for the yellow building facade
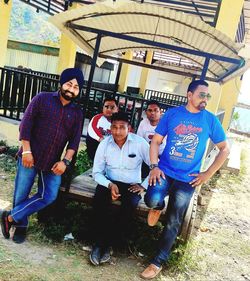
[0,0,13,67]
[207,0,245,130]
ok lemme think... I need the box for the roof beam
[99,53,217,81]
[68,23,243,65]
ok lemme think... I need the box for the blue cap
[60,68,84,89]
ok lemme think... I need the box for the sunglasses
[198,92,212,100]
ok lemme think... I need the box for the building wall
[126,65,184,94]
[6,48,58,73]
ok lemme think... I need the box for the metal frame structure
[65,22,245,103]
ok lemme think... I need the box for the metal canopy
[49,0,246,82]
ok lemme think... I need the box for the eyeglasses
[104,105,116,110]
[198,92,212,100]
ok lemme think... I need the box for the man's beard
[198,102,207,111]
[60,88,77,101]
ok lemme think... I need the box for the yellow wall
[0,0,12,67]
[57,35,77,74]
[56,4,78,74]
[206,82,222,114]
[215,0,244,130]
[118,51,133,93]
[139,51,153,95]
[219,77,241,130]
[216,0,244,39]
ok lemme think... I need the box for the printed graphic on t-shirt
[99,127,111,137]
[169,122,202,162]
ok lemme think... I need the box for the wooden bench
[61,168,198,242]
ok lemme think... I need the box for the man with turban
[1,68,84,243]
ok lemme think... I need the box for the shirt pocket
[125,155,141,170]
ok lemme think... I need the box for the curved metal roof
[50,0,246,82]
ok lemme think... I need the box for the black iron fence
[0,67,188,133]
[145,89,187,108]
[4,66,60,80]
[0,67,59,120]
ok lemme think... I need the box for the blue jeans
[144,175,195,267]
[11,158,61,228]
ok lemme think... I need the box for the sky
[239,69,250,105]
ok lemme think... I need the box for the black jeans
[86,135,99,161]
[92,181,142,249]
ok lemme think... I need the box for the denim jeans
[144,175,195,267]
[11,158,61,228]
[92,181,142,248]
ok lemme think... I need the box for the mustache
[65,90,75,96]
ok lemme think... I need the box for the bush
[0,140,7,146]
[7,146,19,158]
[74,149,92,176]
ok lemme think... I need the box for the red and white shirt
[87,113,112,141]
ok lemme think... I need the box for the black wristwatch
[149,163,158,170]
[62,158,71,167]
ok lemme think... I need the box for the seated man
[86,97,118,160]
[137,100,166,178]
[140,80,230,279]
[90,112,150,266]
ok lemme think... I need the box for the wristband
[22,151,32,155]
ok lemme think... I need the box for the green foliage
[0,139,7,146]
[232,111,240,121]
[167,239,198,276]
[0,154,16,174]
[74,149,92,176]
[7,146,19,158]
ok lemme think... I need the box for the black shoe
[100,247,111,264]
[1,211,13,239]
[13,227,27,244]
[90,246,101,266]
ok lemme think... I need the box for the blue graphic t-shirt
[155,106,226,182]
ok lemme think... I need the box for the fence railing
[144,89,187,106]
[0,67,59,120]
[4,66,60,80]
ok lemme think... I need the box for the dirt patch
[0,135,250,281]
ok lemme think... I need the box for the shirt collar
[53,91,60,97]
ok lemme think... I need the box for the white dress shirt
[92,133,150,189]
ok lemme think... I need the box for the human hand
[149,167,166,186]
[109,183,121,201]
[128,184,145,195]
[189,171,212,187]
[51,161,67,175]
[22,153,34,168]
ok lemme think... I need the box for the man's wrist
[22,151,32,155]
[149,163,158,170]
[62,158,71,167]
[108,182,113,189]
